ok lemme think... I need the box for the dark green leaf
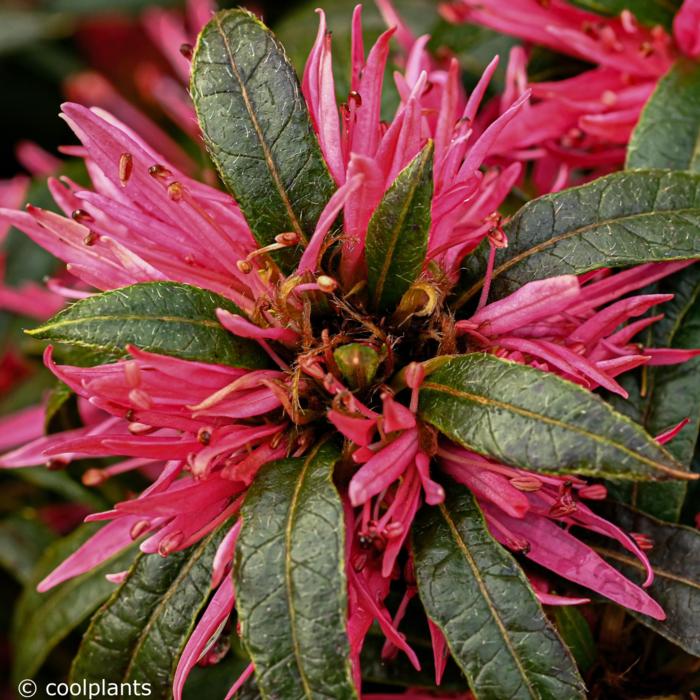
[235,442,357,700]
[456,170,700,306]
[628,60,700,171]
[0,514,55,584]
[366,142,433,311]
[611,264,700,520]
[553,606,596,674]
[70,524,229,697]
[28,282,269,369]
[594,503,700,656]
[11,523,137,683]
[568,0,681,29]
[413,483,585,699]
[191,9,336,270]
[418,353,690,480]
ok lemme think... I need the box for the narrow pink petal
[38,517,144,591]
[674,0,700,57]
[466,275,580,336]
[483,505,665,619]
[349,429,419,506]
[427,618,448,685]
[0,405,46,451]
[297,174,363,273]
[224,663,255,700]
[173,577,235,700]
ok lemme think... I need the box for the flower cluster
[1,1,698,697]
[443,0,700,191]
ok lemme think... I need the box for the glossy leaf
[569,0,680,29]
[627,59,700,171]
[191,9,336,270]
[456,170,700,306]
[413,483,585,699]
[612,264,700,520]
[70,524,229,697]
[365,142,433,311]
[234,442,357,700]
[418,353,689,480]
[595,503,700,656]
[28,282,269,369]
[11,523,137,683]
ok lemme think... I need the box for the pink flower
[442,0,699,191]
[1,2,697,696]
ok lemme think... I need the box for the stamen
[148,164,172,181]
[118,152,133,186]
[82,468,106,486]
[71,209,94,223]
[510,475,542,492]
[167,181,184,201]
[130,519,151,540]
[83,230,99,246]
[158,530,184,556]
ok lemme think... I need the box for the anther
[130,520,151,539]
[71,209,94,223]
[158,530,184,556]
[148,164,172,181]
[236,259,253,274]
[275,232,300,246]
[83,230,99,246]
[82,468,105,486]
[316,275,338,293]
[119,152,133,186]
[197,428,212,445]
[510,476,542,492]
[167,181,183,201]
[348,90,362,107]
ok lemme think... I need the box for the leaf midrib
[455,204,700,306]
[122,530,218,681]
[213,12,307,245]
[30,314,222,336]
[283,442,324,699]
[421,380,689,478]
[372,148,430,307]
[438,503,538,698]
